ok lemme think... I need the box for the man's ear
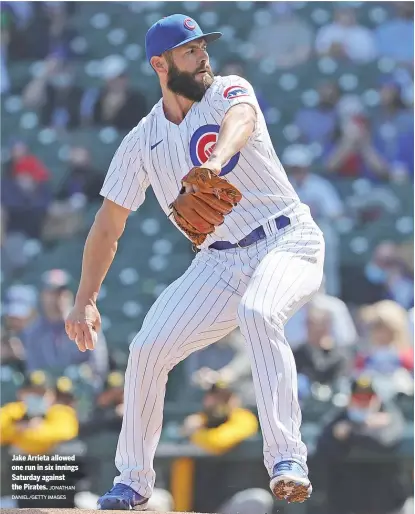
[150,56,167,74]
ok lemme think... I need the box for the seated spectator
[375,2,414,68]
[79,371,124,436]
[20,269,108,387]
[372,77,414,181]
[0,370,79,455]
[182,382,258,455]
[343,241,414,308]
[181,383,272,513]
[4,284,38,335]
[285,276,357,351]
[315,6,377,63]
[325,113,390,180]
[295,81,340,145]
[249,2,314,69]
[4,1,74,61]
[54,376,77,408]
[356,300,413,380]
[316,376,409,514]
[23,52,83,129]
[5,139,50,183]
[185,328,256,407]
[1,156,52,239]
[81,55,147,132]
[56,146,102,202]
[293,306,348,389]
[42,146,102,241]
[283,144,343,295]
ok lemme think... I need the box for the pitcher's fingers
[83,324,95,351]
[74,324,87,352]
[65,321,77,341]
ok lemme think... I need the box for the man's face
[41,288,73,321]
[165,39,214,102]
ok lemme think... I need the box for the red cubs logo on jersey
[183,18,196,30]
[223,85,250,100]
[190,125,240,175]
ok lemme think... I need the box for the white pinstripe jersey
[100,75,301,249]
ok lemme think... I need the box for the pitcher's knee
[238,299,284,334]
[238,300,274,328]
[128,329,175,370]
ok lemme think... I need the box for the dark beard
[167,61,214,102]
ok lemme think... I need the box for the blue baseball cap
[145,14,222,63]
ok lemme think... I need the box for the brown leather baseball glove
[169,167,242,246]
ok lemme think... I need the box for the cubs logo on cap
[190,125,240,176]
[183,18,196,30]
[145,14,222,63]
[223,85,250,100]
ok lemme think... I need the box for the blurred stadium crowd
[0,2,414,513]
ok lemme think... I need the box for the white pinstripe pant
[114,209,325,497]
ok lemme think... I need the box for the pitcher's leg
[237,227,325,476]
[113,259,239,498]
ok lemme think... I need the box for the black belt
[208,215,291,250]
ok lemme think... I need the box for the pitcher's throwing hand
[65,303,101,352]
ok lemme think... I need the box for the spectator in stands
[295,81,340,145]
[182,383,270,514]
[283,144,343,295]
[325,110,390,180]
[249,2,314,69]
[316,376,409,514]
[375,2,414,68]
[42,146,102,241]
[372,77,414,182]
[185,328,256,406]
[79,371,124,436]
[182,382,258,454]
[315,6,377,63]
[57,146,103,202]
[285,276,357,351]
[5,139,50,183]
[356,300,413,382]
[218,59,272,123]
[345,241,414,308]
[0,207,30,277]
[3,1,74,61]
[4,284,38,335]
[0,370,79,455]
[81,55,147,132]
[20,269,108,387]
[23,51,83,129]
[1,148,52,239]
[293,306,348,391]
[54,375,77,408]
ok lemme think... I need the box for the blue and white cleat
[270,460,312,503]
[97,483,149,510]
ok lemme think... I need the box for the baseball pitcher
[65,14,325,510]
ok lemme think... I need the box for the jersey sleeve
[100,124,150,211]
[212,75,261,116]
